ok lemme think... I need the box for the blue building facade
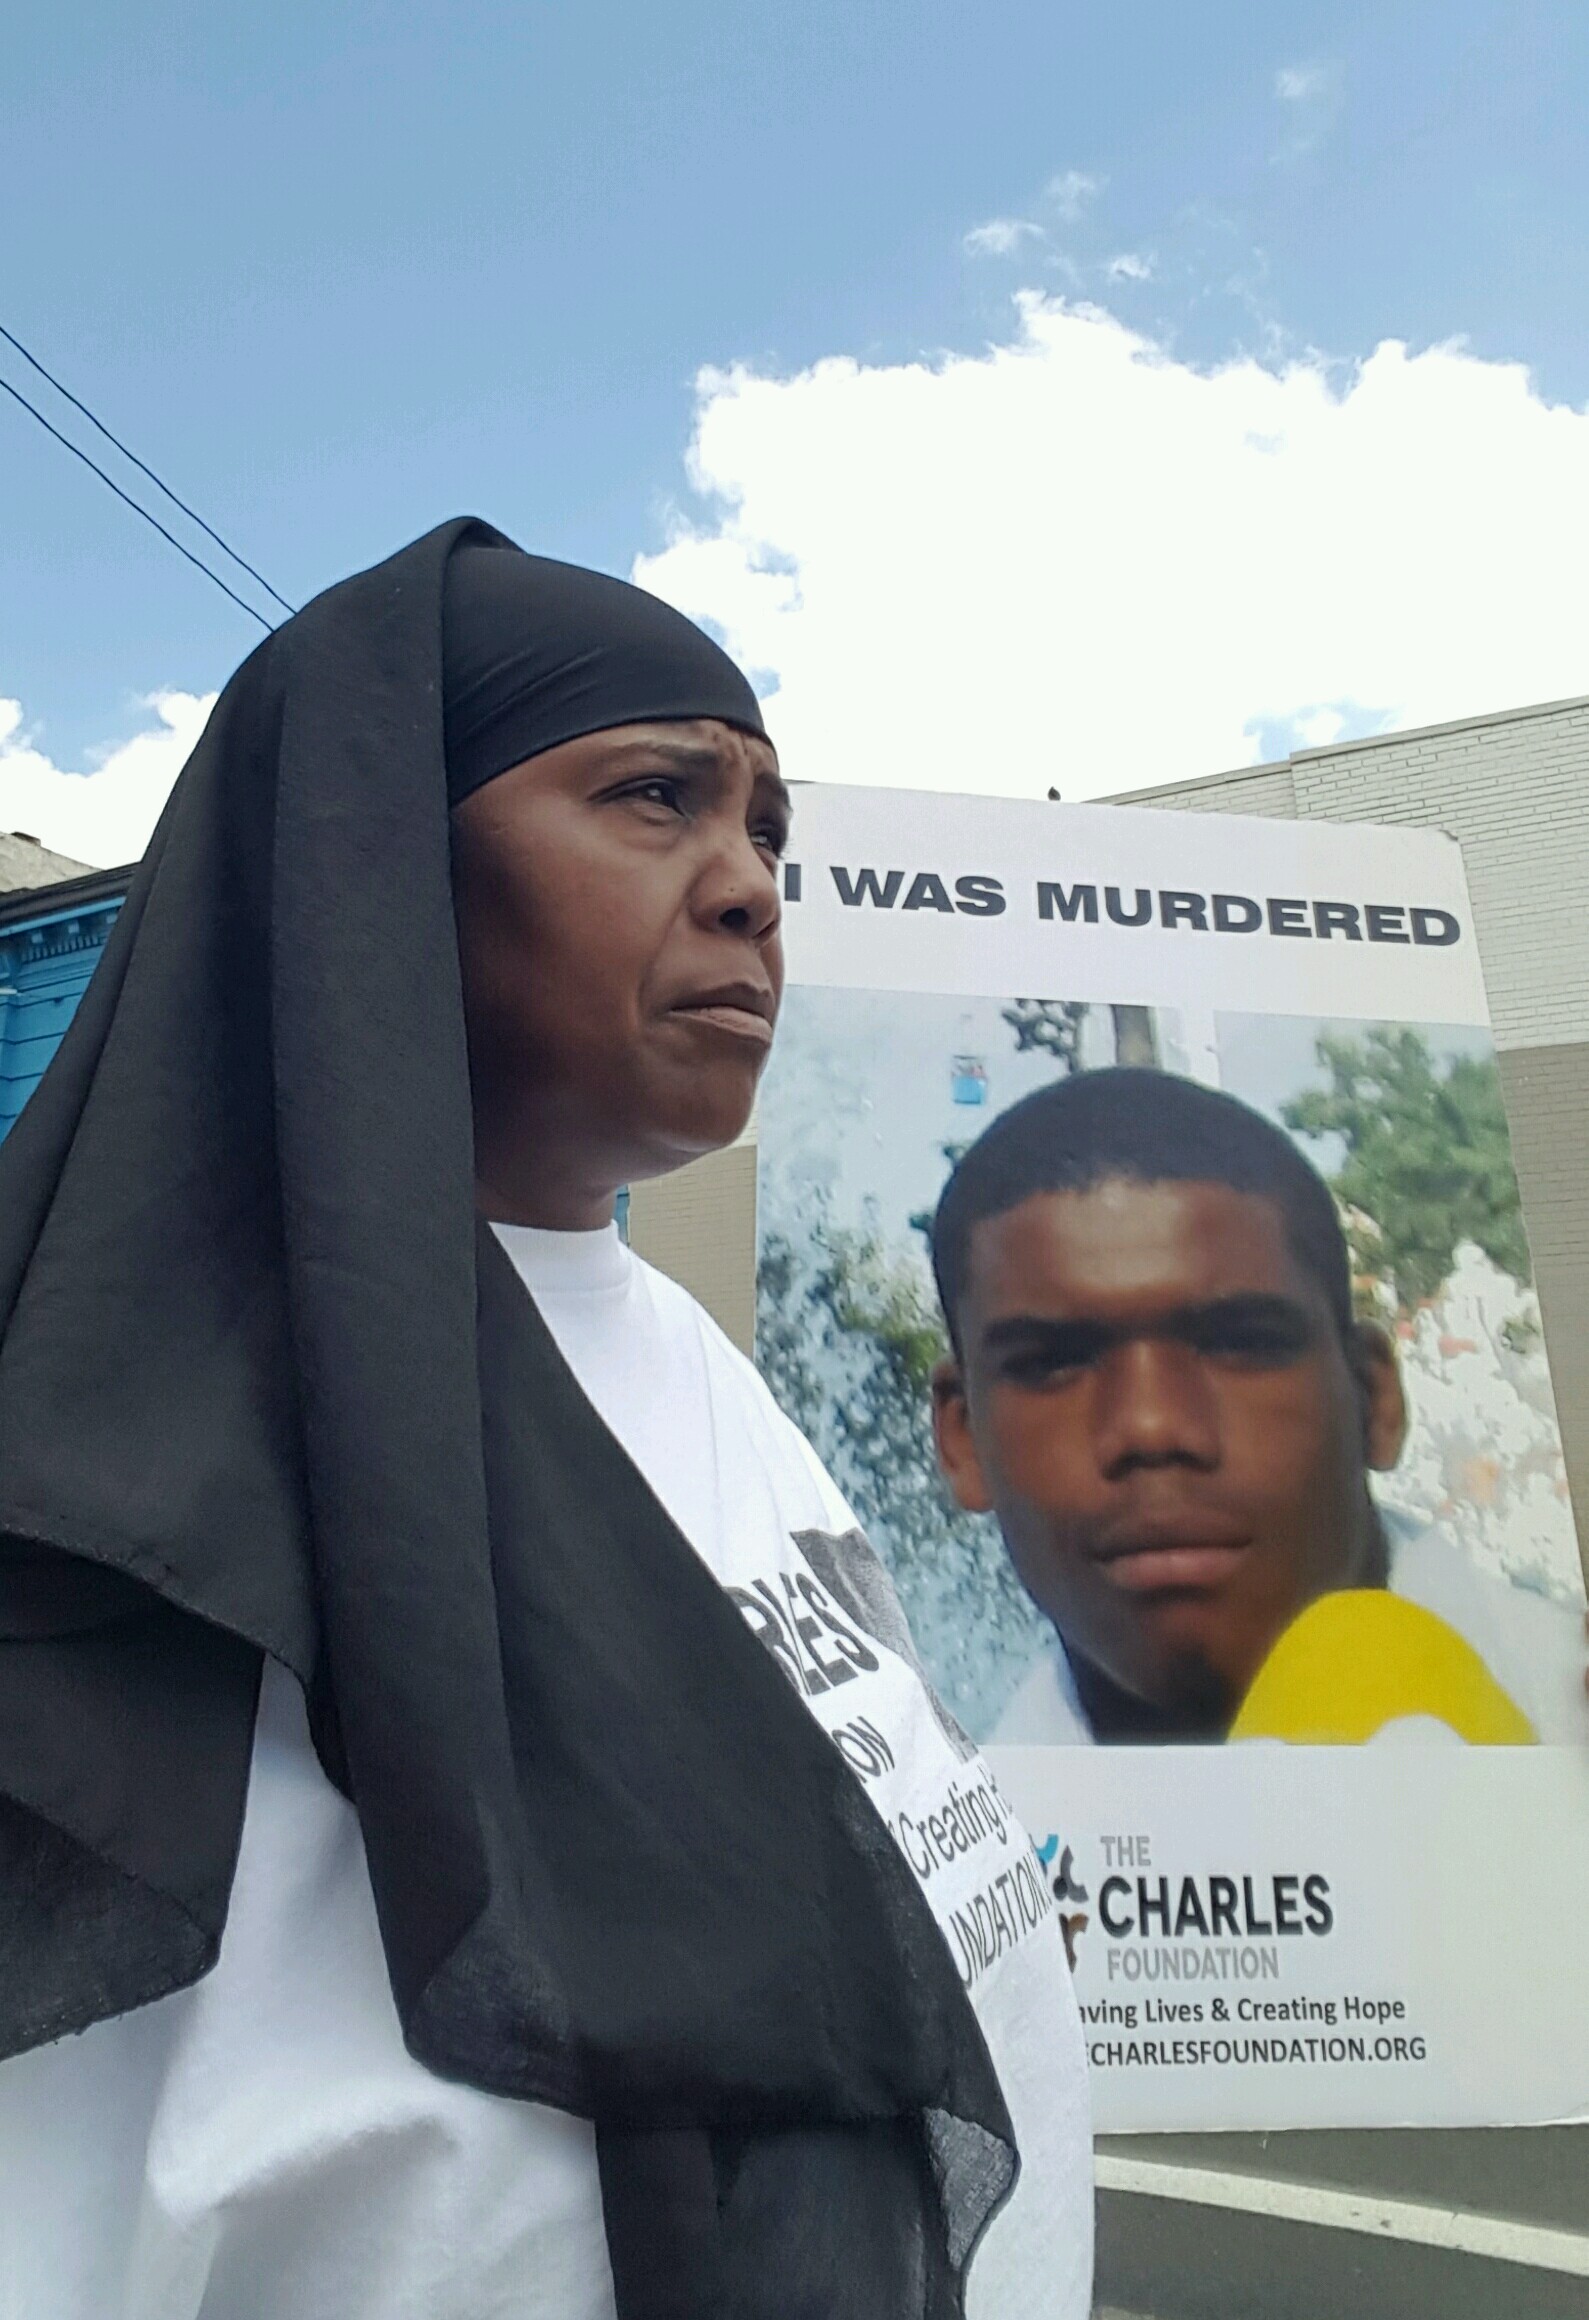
[0,871,129,1141]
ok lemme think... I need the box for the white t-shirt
[0,1226,1092,2320]
[993,1512,1589,1748]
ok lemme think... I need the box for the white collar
[489,1219,631,1298]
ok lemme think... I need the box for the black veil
[0,520,1014,2316]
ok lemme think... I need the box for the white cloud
[1292,706,1347,750]
[1105,252,1153,283]
[1273,59,1342,154]
[1275,62,1331,102]
[635,297,1589,803]
[0,690,214,868]
[963,217,1042,258]
[1046,169,1101,221]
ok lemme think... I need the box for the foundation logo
[1036,1833,1090,1971]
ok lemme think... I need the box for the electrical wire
[0,320,295,618]
[0,371,278,631]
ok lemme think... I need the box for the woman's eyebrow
[609,737,722,773]
[758,770,794,819]
[610,737,791,817]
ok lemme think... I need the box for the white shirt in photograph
[992,1512,1589,1749]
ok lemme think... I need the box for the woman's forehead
[547,721,786,803]
[452,717,787,828]
[586,716,779,768]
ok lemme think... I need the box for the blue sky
[5,1,1589,850]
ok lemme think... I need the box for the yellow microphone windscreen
[1229,1588,1537,1747]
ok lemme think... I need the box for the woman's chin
[631,1098,757,1180]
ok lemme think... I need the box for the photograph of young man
[930,1069,1588,1747]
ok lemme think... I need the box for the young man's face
[934,1177,1407,1732]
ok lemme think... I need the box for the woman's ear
[1352,1322,1409,1472]
[931,1355,995,1515]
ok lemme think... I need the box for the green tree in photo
[1003,996,1089,1067]
[1281,1028,1529,1309]
[827,1226,947,1392]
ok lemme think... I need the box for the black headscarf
[0,521,1013,2317]
[442,534,766,799]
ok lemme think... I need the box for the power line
[1,322,296,620]
[0,371,278,631]
[0,320,296,619]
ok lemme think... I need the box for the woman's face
[452,716,789,1228]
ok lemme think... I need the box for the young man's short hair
[930,1066,1354,1351]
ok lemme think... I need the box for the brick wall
[1116,695,1589,1051]
[1113,758,1301,820]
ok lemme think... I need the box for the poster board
[757,784,1589,2131]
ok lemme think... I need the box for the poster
[756,784,1589,2132]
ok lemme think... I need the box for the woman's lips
[669,1003,775,1046]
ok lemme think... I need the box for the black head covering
[443,538,766,801]
[0,522,1013,2317]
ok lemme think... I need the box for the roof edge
[1105,689,1589,806]
[0,863,135,929]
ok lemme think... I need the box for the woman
[0,522,1091,2318]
